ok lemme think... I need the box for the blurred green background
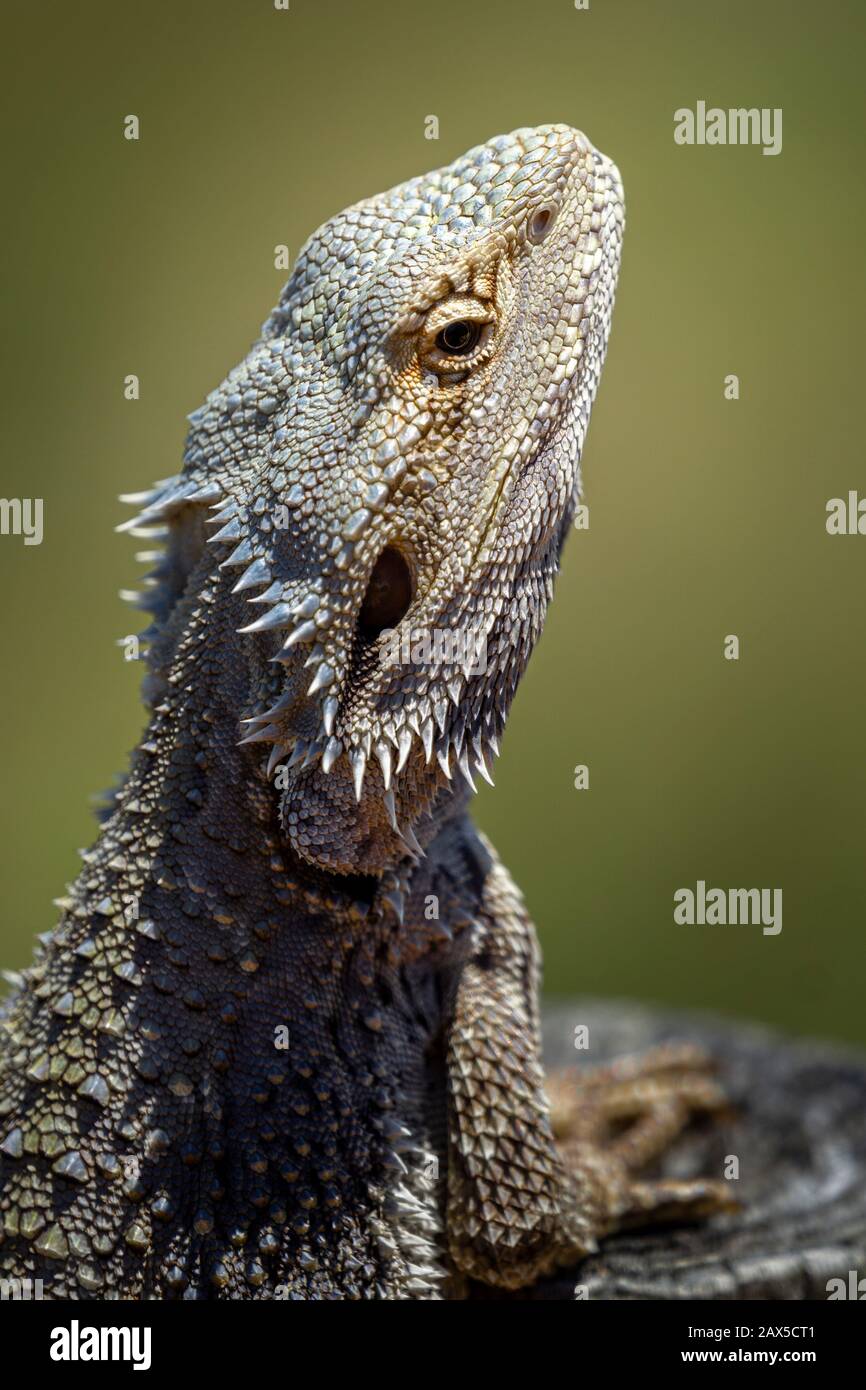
[1,0,864,1043]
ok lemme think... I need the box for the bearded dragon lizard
[0,125,732,1299]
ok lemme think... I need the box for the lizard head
[121,124,623,878]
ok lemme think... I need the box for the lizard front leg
[445,836,735,1292]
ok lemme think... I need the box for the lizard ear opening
[527,201,558,244]
[358,545,413,639]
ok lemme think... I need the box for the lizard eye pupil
[435,320,481,356]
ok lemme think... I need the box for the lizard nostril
[358,545,413,640]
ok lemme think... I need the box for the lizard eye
[435,320,483,356]
[420,297,494,375]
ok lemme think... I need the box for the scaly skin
[0,125,730,1299]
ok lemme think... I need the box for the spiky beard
[118,469,564,880]
[271,546,560,876]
